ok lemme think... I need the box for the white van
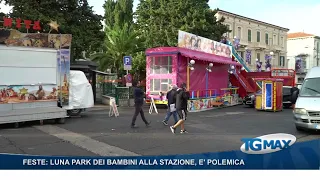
[293,67,320,131]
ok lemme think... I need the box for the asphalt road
[0,105,319,156]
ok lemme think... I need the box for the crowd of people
[130,81,190,134]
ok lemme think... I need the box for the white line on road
[34,125,140,157]
[200,112,245,118]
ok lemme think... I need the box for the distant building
[287,32,320,83]
[215,10,289,70]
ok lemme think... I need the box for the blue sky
[1,0,319,35]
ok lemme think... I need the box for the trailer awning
[146,47,241,66]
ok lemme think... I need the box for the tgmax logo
[240,133,296,154]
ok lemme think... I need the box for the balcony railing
[272,45,284,51]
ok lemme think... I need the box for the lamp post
[188,59,195,70]
[187,59,195,91]
[265,51,273,71]
[205,63,213,96]
[206,63,213,72]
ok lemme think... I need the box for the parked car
[282,86,293,108]
[243,86,293,108]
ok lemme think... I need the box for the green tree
[92,23,144,76]
[135,0,230,48]
[114,0,133,27]
[103,0,116,28]
[131,51,146,81]
[4,0,104,60]
[103,0,133,28]
[93,0,138,77]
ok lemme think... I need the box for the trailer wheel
[55,118,66,124]
[14,122,19,128]
[67,109,82,116]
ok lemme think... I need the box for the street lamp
[206,63,213,72]
[188,59,195,70]
[228,65,235,74]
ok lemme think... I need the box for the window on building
[150,79,173,93]
[280,37,284,47]
[273,34,277,45]
[226,24,230,38]
[240,51,244,59]
[279,56,285,67]
[151,56,172,74]
[265,33,269,45]
[257,53,260,61]
[257,31,260,42]
[237,27,242,39]
[248,29,252,42]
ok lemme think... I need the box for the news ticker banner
[0,139,319,170]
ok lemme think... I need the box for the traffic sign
[126,73,132,87]
[123,56,132,70]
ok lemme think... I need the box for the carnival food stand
[0,19,92,127]
[145,31,242,112]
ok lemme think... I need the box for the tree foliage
[93,0,142,78]
[92,23,144,76]
[3,0,104,60]
[103,0,133,28]
[135,0,230,48]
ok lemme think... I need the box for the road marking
[34,125,139,157]
[200,112,244,118]
[225,112,245,115]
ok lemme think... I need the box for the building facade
[287,32,320,83]
[215,10,290,70]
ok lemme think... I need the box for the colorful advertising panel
[0,28,72,49]
[0,85,58,104]
[178,30,232,58]
[57,49,71,106]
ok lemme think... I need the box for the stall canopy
[146,47,241,66]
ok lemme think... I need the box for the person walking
[131,80,151,128]
[162,84,178,126]
[170,83,190,134]
[291,86,299,109]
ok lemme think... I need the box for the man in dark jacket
[291,87,299,108]
[162,85,178,126]
[170,83,190,134]
[131,80,151,128]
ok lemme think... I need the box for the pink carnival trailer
[145,47,242,111]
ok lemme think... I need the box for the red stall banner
[2,17,41,31]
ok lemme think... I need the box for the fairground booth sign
[2,17,42,30]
